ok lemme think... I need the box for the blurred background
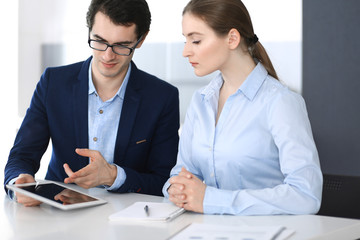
[0,0,302,180]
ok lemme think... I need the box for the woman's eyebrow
[183,32,203,37]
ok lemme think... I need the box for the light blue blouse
[163,63,323,215]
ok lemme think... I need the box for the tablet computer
[6,181,107,210]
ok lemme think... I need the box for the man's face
[90,11,143,83]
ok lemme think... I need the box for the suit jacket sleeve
[4,70,51,190]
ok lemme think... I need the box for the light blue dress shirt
[88,61,130,190]
[163,63,323,215]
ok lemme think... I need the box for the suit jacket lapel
[72,57,91,168]
[114,62,141,163]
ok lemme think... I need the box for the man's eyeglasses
[88,35,143,56]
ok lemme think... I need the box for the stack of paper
[169,223,295,240]
[109,202,185,222]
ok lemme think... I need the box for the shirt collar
[88,60,131,101]
[201,62,268,101]
[201,71,223,100]
[238,62,268,101]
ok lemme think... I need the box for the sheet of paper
[170,223,295,240]
[109,202,185,222]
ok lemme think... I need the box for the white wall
[0,1,19,185]
[244,0,302,92]
[2,0,302,181]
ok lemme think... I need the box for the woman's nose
[182,42,192,58]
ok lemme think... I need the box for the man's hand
[168,167,206,213]
[14,174,42,207]
[63,148,117,189]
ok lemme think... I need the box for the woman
[162,0,322,215]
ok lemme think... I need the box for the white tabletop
[1,184,360,240]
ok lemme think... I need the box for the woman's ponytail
[252,41,279,80]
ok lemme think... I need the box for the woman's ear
[228,28,241,50]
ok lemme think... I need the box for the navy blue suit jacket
[5,57,179,196]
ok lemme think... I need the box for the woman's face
[182,13,230,77]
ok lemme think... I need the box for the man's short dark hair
[86,0,151,39]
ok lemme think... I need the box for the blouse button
[93,137,98,142]
[99,109,104,114]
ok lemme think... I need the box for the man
[4,0,179,206]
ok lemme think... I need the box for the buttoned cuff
[203,186,235,214]
[104,165,126,191]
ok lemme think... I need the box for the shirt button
[210,173,215,177]
[93,137,98,142]
[99,109,103,114]
[209,147,212,151]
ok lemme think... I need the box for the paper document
[109,202,185,222]
[169,223,295,240]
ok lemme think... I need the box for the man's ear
[228,28,241,50]
[135,31,149,48]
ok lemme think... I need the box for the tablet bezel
[6,180,107,210]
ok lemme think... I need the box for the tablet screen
[16,182,97,205]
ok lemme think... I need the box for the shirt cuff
[203,186,236,214]
[162,180,171,198]
[104,165,126,191]
[7,177,19,201]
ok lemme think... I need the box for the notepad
[109,202,185,222]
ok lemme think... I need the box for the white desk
[1,185,360,240]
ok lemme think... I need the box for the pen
[271,226,286,240]
[144,205,149,217]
